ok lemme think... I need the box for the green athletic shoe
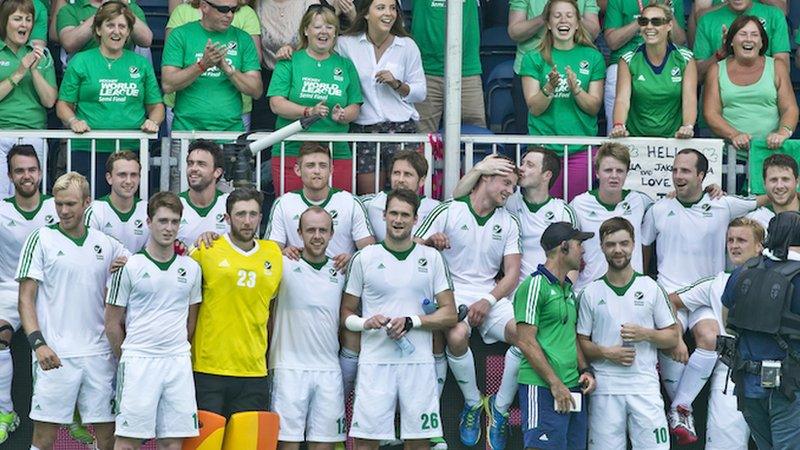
[0,411,19,444]
[68,421,95,445]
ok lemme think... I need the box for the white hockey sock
[30,446,42,450]
[434,353,447,398]
[339,348,359,396]
[446,347,482,407]
[659,351,686,402]
[494,346,522,413]
[0,349,12,412]
[672,348,718,411]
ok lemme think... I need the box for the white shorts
[115,354,199,439]
[31,353,116,424]
[588,393,669,450]
[351,363,441,441]
[0,286,20,332]
[706,364,749,450]
[271,368,345,442]
[675,306,717,331]
[455,292,514,344]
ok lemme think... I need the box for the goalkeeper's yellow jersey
[190,234,282,377]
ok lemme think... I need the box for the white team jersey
[265,189,374,257]
[0,196,57,296]
[675,271,730,337]
[577,274,675,395]
[85,196,149,253]
[505,192,577,283]
[415,197,521,305]
[269,256,345,371]
[642,194,756,292]
[344,243,453,364]
[106,252,202,356]
[178,190,230,246]
[15,226,130,358]
[362,191,440,242]
[570,190,653,291]
[746,206,776,231]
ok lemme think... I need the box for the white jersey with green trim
[576,274,675,395]
[344,243,452,364]
[361,191,440,242]
[15,226,130,358]
[269,256,345,371]
[265,188,373,257]
[570,190,654,291]
[85,196,149,252]
[0,196,57,295]
[505,192,577,283]
[414,197,521,304]
[106,252,201,356]
[642,193,757,292]
[177,190,230,246]
[746,206,776,231]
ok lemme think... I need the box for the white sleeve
[111,236,132,260]
[576,288,594,336]
[725,195,758,219]
[414,202,449,241]
[431,250,454,295]
[344,250,365,297]
[564,204,579,227]
[675,276,715,313]
[15,229,44,282]
[85,203,98,229]
[189,262,202,305]
[653,283,677,328]
[350,196,374,242]
[106,264,132,307]
[504,213,522,256]
[402,40,427,104]
[265,197,288,246]
[641,206,656,245]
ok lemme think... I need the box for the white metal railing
[0,130,156,198]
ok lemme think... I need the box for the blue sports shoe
[485,395,509,450]
[458,399,484,446]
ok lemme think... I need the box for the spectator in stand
[610,3,697,139]
[411,0,484,133]
[161,0,262,133]
[690,0,787,49]
[267,4,362,194]
[0,0,57,197]
[703,16,797,162]
[520,0,605,201]
[693,0,788,80]
[55,1,162,197]
[29,0,46,47]
[336,0,425,195]
[164,0,262,132]
[508,0,599,134]
[55,0,151,57]
[604,0,686,134]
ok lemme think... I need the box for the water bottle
[422,298,437,315]
[395,335,415,356]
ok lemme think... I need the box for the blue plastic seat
[483,59,515,133]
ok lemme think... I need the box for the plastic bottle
[395,335,416,356]
[422,298,437,315]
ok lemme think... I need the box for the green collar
[381,241,415,261]
[302,255,329,271]
[601,272,640,297]
[589,189,630,212]
[179,190,223,218]
[49,223,88,246]
[677,192,705,208]
[522,194,552,213]
[99,195,139,222]
[0,41,31,54]
[298,188,338,208]
[141,249,176,271]
[4,194,49,221]
[456,195,495,226]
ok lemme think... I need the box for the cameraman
[721,211,800,449]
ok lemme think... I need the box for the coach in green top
[161,0,261,132]
[56,1,163,195]
[610,3,697,139]
[514,221,596,449]
[56,0,151,56]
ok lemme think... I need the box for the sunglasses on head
[306,2,336,14]
[637,16,669,26]
[204,0,240,14]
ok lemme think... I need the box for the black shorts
[193,372,270,419]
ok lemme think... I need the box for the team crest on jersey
[578,60,590,75]
[329,209,339,225]
[93,245,104,260]
[619,202,631,215]
[492,224,502,240]
[418,257,428,273]
[134,219,144,235]
[544,211,555,222]
[45,215,55,224]
[216,213,225,223]
[701,203,712,217]
[264,260,273,275]
[634,291,644,306]
[177,267,187,283]
[129,66,141,79]
[670,66,682,83]
[328,266,338,282]
[333,67,344,81]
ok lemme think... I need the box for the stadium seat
[136,0,169,15]
[441,124,509,164]
[400,0,413,29]
[147,12,169,44]
[484,59,516,133]
[790,0,800,36]
[481,0,510,29]
[480,25,516,86]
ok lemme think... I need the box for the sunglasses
[204,0,240,14]
[306,3,336,14]
[637,16,669,26]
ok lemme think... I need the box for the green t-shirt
[622,44,693,137]
[605,0,686,63]
[0,42,57,129]
[32,0,48,43]
[162,21,260,132]
[58,48,162,152]
[411,0,481,77]
[694,2,789,60]
[508,0,599,74]
[267,49,363,159]
[514,268,579,388]
[519,45,605,155]
[56,0,148,53]
[163,3,260,113]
